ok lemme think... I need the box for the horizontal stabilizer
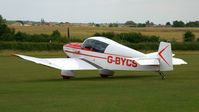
[129,57,187,66]
[128,58,160,66]
[172,57,187,65]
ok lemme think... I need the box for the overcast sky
[0,0,198,24]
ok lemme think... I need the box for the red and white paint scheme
[15,37,187,79]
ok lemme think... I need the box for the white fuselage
[63,37,159,71]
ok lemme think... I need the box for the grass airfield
[0,51,199,112]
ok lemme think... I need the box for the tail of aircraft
[158,42,173,71]
[131,41,186,72]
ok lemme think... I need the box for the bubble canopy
[81,37,109,53]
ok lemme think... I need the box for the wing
[14,54,98,70]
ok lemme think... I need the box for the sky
[0,0,198,24]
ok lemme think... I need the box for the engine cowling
[61,70,75,79]
[99,69,114,78]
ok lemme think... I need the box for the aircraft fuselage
[63,43,159,71]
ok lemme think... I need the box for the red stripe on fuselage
[64,50,107,59]
[63,45,133,58]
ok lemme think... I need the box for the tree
[14,32,28,41]
[145,20,154,27]
[109,23,118,27]
[166,22,171,26]
[183,31,195,42]
[186,21,199,27]
[51,30,61,39]
[0,15,15,40]
[124,21,136,27]
[93,32,115,39]
[41,18,45,24]
[0,15,6,25]
[172,20,185,27]
[0,15,7,36]
[95,24,100,27]
[137,23,146,27]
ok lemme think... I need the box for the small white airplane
[15,37,187,80]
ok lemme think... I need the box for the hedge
[126,42,199,51]
[93,32,160,43]
[0,42,63,51]
[1,41,199,51]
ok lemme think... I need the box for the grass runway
[0,51,199,112]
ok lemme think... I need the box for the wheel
[161,76,166,80]
[99,69,114,78]
[61,70,75,79]
[62,76,73,79]
[100,74,110,78]
[159,72,166,80]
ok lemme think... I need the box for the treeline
[96,20,199,28]
[126,42,199,51]
[123,20,199,27]
[172,21,199,27]
[0,29,66,42]
[93,32,160,43]
[0,29,83,43]
[0,42,62,51]
[0,15,75,43]
[94,31,199,43]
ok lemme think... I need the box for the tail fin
[158,42,173,71]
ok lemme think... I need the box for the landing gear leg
[159,72,166,80]
[99,69,114,78]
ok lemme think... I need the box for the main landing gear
[159,72,166,80]
[61,70,74,79]
[99,69,114,78]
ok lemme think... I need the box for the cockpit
[81,39,109,53]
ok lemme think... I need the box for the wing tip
[11,53,18,57]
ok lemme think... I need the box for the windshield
[82,39,109,53]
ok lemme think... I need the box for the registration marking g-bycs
[107,56,137,67]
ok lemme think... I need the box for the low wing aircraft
[15,37,187,80]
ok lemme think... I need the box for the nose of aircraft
[64,43,82,49]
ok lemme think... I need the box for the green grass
[0,51,199,112]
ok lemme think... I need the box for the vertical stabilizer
[158,42,173,71]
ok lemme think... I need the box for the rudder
[158,42,173,71]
